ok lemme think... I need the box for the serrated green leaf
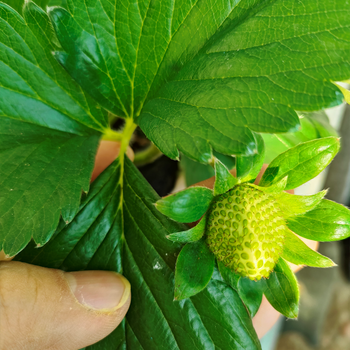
[2,0,49,14]
[174,239,215,300]
[276,191,326,218]
[16,157,261,350]
[282,229,335,268]
[287,199,350,242]
[139,0,350,162]
[236,133,265,182]
[0,2,108,255]
[262,258,299,319]
[214,158,238,196]
[259,137,340,190]
[167,216,206,243]
[156,187,213,223]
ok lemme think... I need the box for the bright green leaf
[263,258,299,319]
[259,137,340,190]
[282,229,336,267]
[167,216,207,243]
[0,2,107,255]
[236,133,265,182]
[214,158,238,196]
[156,187,213,223]
[16,158,261,350]
[255,176,288,194]
[175,239,215,300]
[276,191,326,218]
[287,199,350,242]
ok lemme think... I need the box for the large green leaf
[16,158,261,350]
[49,0,350,163]
[0,2,108,255]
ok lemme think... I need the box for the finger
[91,140,135,182]
[0,261,131,350]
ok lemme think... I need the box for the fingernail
[65,270,130,311]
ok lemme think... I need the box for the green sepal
[287,199,350,242]
[236,133,265,182]
[213,158,238,196]
[263,258,299,319]
[174,239,215,300]
[167,216,207,243]
[275,190,327,218]
[218,260,240,290]
[253,176,288,194]
[259,137,340,190]
[282,229,336,267]
[218,261,264,317]
[156,187,213,223]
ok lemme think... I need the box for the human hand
[0,141,133,350]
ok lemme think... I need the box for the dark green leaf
[156,187,213,223]
[0,2,107,255]
[287,199,350,242]
[16,158,261,350]
[263,258,299,319]
[236,133,265,182]
[282,229,335,267]
[2,0,49,14]
[214,158,238,196]
[181,155,215,187]
[275,191,326,218]
[174,239,215,300]
[259,137,340,190]
[218,261,264,317]
[167,216,207,243]
[218,260,240,290]
[238,278,264,318]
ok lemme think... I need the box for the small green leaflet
[287,199,350,242]
[16,158,261,350]
[262,258,299,319]
[0,2,107,255]
[260,137,340,190]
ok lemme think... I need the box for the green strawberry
[206,184,286,280]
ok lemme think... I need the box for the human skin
[0,141,317,348]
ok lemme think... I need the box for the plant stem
[134,143,163,166]
[119,118,137,157]
[102,128,123,142]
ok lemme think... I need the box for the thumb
[0,261,131,350]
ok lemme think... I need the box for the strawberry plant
[1,0,350,349]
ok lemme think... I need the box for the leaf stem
[134,143,163,166]
[102,128,123,141]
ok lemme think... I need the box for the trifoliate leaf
[175,239,215,300]
[282,229,336,268]
[0,2,107,255]
[262,258,299,319]
[260,137,340,190]
[15,158,261,350]
[156,187,213,223]
[287,199,350,242]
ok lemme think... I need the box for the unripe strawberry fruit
[206,184,286,280]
